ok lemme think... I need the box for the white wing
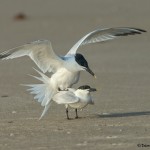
[0,40,63,73]
[53,91,79,104]
[66,27,146,55]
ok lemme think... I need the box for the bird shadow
[95,111,150,118]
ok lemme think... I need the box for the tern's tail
[22,68,56,119]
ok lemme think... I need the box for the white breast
[50,68,80,90]
[69,90,94,109]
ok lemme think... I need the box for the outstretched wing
[53,91,79,104]
[0,40,63,73]
[66,27,146,56]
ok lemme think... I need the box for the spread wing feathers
[0,40,63,73]
[66,27,146,55]
[28,68,50,84]
[53,91,79,104]
[22,68,56,107]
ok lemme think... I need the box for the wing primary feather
[0,40,63,73]
[66,27,146,55]
[0,53,10,59]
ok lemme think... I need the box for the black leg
[75,109,78,119]
[66,107,70,120]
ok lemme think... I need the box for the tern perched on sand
[0,27,146,114]
[24,69,96,119]
[53,85,96,119]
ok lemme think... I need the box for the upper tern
[0,27,146,110]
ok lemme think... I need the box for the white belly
[51,68,80,90]
[69,102,88,109]
[69,91,94,109]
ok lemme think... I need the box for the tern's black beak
[89,88,97,92]
[86,67,96,78]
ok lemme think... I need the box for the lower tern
[24,69,96,119]
[0,27,146,109]
[53,85,96,119]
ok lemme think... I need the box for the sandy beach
[0,0,150,149]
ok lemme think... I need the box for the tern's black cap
[78,85,97,92]
[75,53,96,77]
[75,53,88,68]
[78,85,91,90]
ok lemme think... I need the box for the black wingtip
[131,28,147,33]
[0,54,10,59]
[114,27,147,37]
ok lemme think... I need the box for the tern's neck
[64,56,84,72]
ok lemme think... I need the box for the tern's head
[75,53,96,78]
[78,85,97,92]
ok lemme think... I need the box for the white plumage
[0,27,146,117]
[23,69,96,119]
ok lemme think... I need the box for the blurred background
[0,1,149,150]
[0,0,149,49]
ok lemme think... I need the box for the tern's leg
[75,109,78,119]
[66,108,70,120]
[65,105,70,120]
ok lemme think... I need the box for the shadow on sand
[96,111,150,118]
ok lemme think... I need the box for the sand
[0,0,150,150]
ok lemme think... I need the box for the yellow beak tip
[94,75,97,79]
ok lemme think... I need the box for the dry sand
[0,0,150,150]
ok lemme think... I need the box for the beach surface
[0,0,150,150]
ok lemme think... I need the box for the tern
[24,69,96,119]
[53,85,96,119]
[0,27,146,111]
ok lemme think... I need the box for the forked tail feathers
[21,68,56,119]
